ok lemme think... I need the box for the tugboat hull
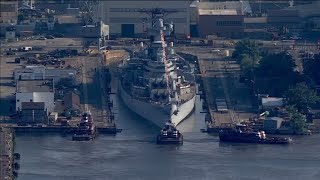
[72,133,97,141]
[156,134,183,145]
[219,130,291,145]
[72,111,97,141]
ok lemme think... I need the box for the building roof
[190,0,199,8]
[63,92,81,110]
[265,117,284,121]
[21,102,45,110]
[56,15,79,24]
[17,80,54,93]
[45,68,77,78]
[14,66,76,79]
[197,1,250,14]
[249,1,289,14]
[262,97,283,108]
[244,17,267,24]
[199,9,239,16]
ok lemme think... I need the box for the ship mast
[159,22,171,96]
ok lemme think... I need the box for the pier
[0,124,119,134]
[0,127,19,180]
[177,46,254,132]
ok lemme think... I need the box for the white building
[261,97,284,110]
[101,0,191,37]
[14,65,77,83]
[16,80,55,115]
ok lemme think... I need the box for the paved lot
[1,38,82,49]
[0,38,101,121]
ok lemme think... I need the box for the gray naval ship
[118,18,196,127]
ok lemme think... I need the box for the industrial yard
[0,37,118,134]
[1,0,320,179]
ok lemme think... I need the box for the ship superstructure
[72,111,97,141]
[118,13,196,127]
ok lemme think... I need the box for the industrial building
[63,92,81,117]
[196,1,245,38]
[101,0,192,37]
[263,117,284,133]
[15,80,55,123]
[0,0,18,25]
[261,97,284,110]
[14,66,77,84]
[267,9,301,27]
[81,22,109,39]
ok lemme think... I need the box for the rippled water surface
[16,95,320,180]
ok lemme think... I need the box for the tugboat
[219,125,292,144]
[72,111,97,141]
[156,121,183,144]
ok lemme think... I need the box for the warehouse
[198,9,244,38]
[101,0,192,38]
[0,0,18,24]
[15,80,55,116]
[14,65,77,84]
[196,1,246,38]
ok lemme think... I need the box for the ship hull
[119,82,195,127]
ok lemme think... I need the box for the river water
[16,93,320,180]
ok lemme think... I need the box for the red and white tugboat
[156,121,183,145]
[72,111,97,141]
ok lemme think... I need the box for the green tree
[303,53,320,85]
[285,82,320,113]
[255,52,297,96]
[238,54,252,71]
[233,39,261,67]
[278,26,289,36]
[286,106,307,133]
[257,52,296,77]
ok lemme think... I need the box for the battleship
[118,15,196,127]
[72,111,97,141]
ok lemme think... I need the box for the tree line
[233,40,320,133]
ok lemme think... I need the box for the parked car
[53,33,64,37]
[45,35,55,39]
[17,121,28,126]
[6,51,17,55]
[37,36,46,40]
[15,58,21,63]
[290,36,302,40]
